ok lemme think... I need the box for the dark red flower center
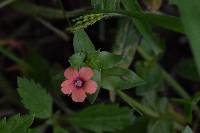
[74,78,84,88]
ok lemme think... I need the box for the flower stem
[161,68,190,99]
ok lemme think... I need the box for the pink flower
[61,67,97,102]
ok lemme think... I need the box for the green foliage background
[0,0,200,133]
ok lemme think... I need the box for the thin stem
[57,0,71,26]
[51,93,73,114]
[36,17,69,42]
[117,90,160,118]
[137,45,154,61]
[161,68,190,99]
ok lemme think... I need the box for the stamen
[74,78,84,88]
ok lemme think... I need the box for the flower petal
[84,80,97,94]
[79,67,94,81]
[71,89,86,102]
[61,80,74,94]
[64,67,79,79]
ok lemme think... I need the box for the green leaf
[182,126,193,133]
[68,104,134,133]
[85,50,101,69]
[134,12,184,33]
[121,0,163,56]
[174,0,200,76]
[69,52,86,69]
[70,5,182,33]
[0,114,34,133]
[99,51,122,69]
[73,30,96,53]
[101,67,145,90]
[135,61,163,95]
[120,0,184,33]
[174,58,200,81]
[69,50,122,70]
[113,19,139,67]
[54,126,69,133]
[17,78,53,119]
